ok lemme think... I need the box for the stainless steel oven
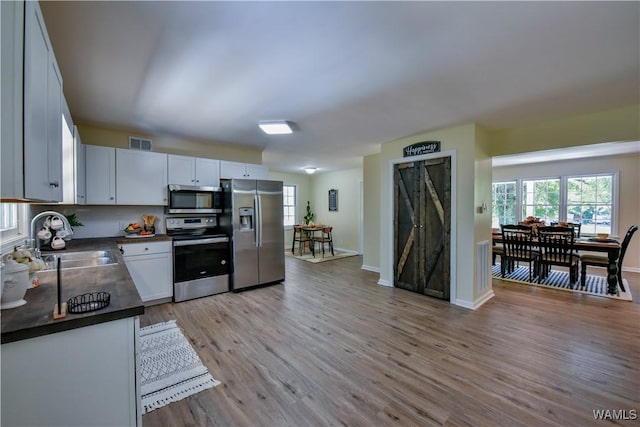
[166,215,230,302]
[167,184,223,214]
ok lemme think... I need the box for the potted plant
[303,201,315,226]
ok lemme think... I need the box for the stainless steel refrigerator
[221,179,285,291]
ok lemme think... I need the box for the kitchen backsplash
[30,205,166,239]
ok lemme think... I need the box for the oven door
[173,237,229,283]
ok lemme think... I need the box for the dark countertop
[1,236,171,344]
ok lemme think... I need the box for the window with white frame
[567,174,613,235]
[521,178,560,223]
[283,185,296,227]
[491,173,616,235]
[491,181,517,227]
[1,203,27,244]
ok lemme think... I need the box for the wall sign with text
[328,189,338,212]
[403,141,441,158]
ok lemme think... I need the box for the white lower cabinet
[120,241,173,303]
[1,317,140,426]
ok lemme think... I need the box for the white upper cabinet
[74,126,86,204]
[23,0,63,201]
[220,160,268,180]
[85,145,116,205]
[116,149,168,205]
[1,1,24,199]
[194,157,221,187]
[168,155,220,187]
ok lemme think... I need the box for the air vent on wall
[129,136,153,151]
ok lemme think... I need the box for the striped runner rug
[492,264,632,301]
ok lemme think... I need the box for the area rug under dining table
[285,249,358,263]
[492,264,632,301]
[138,320,220,414]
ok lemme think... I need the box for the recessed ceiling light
[304,167,317,174]
[258,120,293,135]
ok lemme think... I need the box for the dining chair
[501,224,539,282]
[316,226,334,257]
[291,225,312,255]
[567,222,581,238]
[537,226,579,286]
[580,225,638,291]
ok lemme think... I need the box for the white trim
[624,267,640,273]
[377,278,392,287]
[359,180,364,255]
[387,150,457,303]
[455,290,495,310]
[361,264,380,273]
[333,247,358,255]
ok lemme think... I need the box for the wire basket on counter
[67,291,111,314]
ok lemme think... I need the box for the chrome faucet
[30,211,74,256]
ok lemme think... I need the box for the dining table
[301,225,326,257]
[492,230,622,295]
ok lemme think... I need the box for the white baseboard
[361,265,380,273]
[334,247,359,255]
[377,278,392,287]
[454,290,495,310]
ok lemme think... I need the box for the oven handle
[173,237,229,246]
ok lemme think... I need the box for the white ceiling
[40,1,639,174]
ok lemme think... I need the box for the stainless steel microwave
[167,184,223,214]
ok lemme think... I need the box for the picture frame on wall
[328,189,338,212]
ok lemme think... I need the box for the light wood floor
[141,256,640,426]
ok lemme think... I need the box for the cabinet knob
[119,247,124,254]
[196,180,199,183]
[49,181,59,188]
[110,197,115,200]
[144,247,149,251]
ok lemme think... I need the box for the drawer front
[119,241,171,256]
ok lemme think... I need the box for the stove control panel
[166,216,217,230]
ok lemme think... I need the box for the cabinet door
[1,0,24,199]
[122,251,173,302]
[74,127,86,204]
[46,60,63,201]
[167,154,195,185]
[116,149,168,205]
[195,158,220,187]
[220,160,247,179]
[85,145,115,205]
[23,1,62,201]
[245,163,269,180]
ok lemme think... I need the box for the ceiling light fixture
[258,120,293,135]
[304,167,317,174]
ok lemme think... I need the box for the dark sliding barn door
[394,157,451,300]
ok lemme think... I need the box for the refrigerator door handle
[254,194,260,247]
[257,194,263,247]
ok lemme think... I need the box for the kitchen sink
[41,250,119,270]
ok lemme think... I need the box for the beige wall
[268,170,312,248]
[77,124,262,163]
[488,105,640,157]
[363,154,381,271]
[271,168,364,253]
[493,153,640,271]
[474,125,494,301]
[308,168,363,253]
